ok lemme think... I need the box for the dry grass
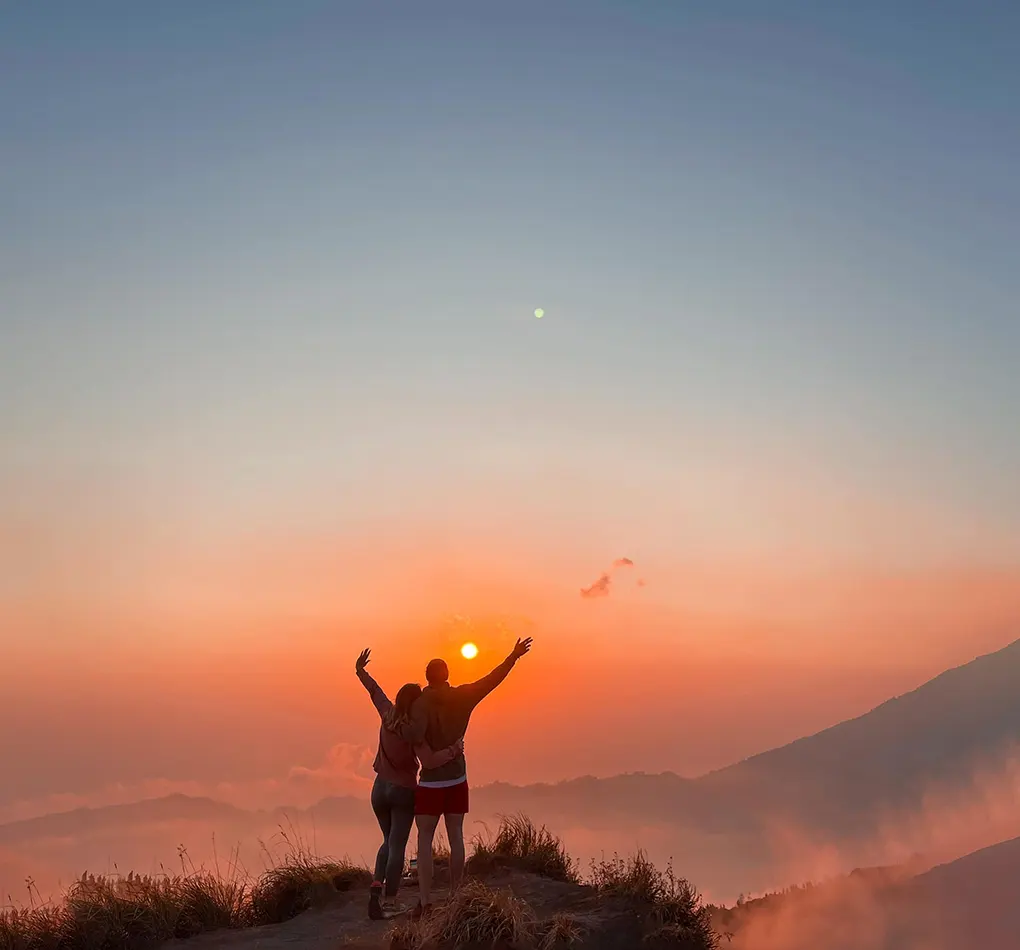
[248,855,370,925]
[467,814,579,883]
[389,882,590,950]
[250,823,371,925]
[391,879,537,949]
[0,872,252,950]
[0,817,719,950]
[536,912,587,949]
[588,852,719,949]
[0,828,370,950]
[429,827,452,865]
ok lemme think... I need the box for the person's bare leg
[415,814,440,907]
[444,813,466,892]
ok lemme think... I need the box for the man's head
[425,658,449,686]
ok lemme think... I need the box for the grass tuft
[536,912,587,949]
[468,814,579,883]
[249,858,370,925]
[588,852,718,949]
[0,831,370,950]
[0,817,720,950]
[0,871,253,950]
[248,824,372,925]
[391,879,537,949]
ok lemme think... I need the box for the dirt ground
[158,870,658,950]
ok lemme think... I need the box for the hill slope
[698,637,1020,831]
[720,835,1020,950]
[473,638,1020,836]
[898,835,1020,950]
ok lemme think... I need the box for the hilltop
[0,817,720,950]
[5,815,1018,950]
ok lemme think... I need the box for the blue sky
[5,0,1020,820]
[3,0,1019,566]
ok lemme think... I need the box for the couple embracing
[355,637,533,920]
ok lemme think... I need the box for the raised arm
[459,638,532,707]
[355,649,392,718]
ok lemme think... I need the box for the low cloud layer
[0,743,376,826]
[3,743,1020,947]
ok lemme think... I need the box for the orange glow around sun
[460,642,479,659]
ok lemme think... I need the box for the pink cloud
[581,557,640,599]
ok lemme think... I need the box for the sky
[2,1,1020,818]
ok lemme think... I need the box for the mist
[5,744,1020,922]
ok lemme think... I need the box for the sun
[460,642,479,660]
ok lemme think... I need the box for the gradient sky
[2,1,1020,815]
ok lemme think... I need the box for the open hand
[511,637,533,660]
[356,648,371,673]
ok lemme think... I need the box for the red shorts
[415,780,469,816]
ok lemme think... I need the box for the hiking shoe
[381,896,406,916]
[368,882,384,920]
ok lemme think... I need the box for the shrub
[0,871,252,950]
[249,857,370,925]
[588,852,718,950]
[391,879,537,950]
[468,814,578,883]
[536,912,587,949]
[0,845,370,950]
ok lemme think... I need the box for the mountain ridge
[5,637,1018,845]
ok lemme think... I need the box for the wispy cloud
[580,557,639,599]
[580,573,612,599]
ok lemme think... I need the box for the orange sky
[5,0,1020,834]
[4,513,1019,821]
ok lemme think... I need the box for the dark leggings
[370,775,416,896]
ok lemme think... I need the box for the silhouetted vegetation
[391,878,595,950]
[589,851,719,949]
[390,879,539,949]
[0,815,718,950]
[0,831,368,950]
[467,813,579,882]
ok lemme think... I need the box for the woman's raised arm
[355,648,392,717]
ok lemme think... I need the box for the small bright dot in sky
[461,642,478,659]
[534,308,544,318]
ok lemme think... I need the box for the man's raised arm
[460,638,532,706]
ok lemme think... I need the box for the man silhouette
[408,637,532,917]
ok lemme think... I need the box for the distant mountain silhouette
[5,639,1018,856]
[697,637,1020,832]
[897,835,1020,949]
[0,794,249,847]
[0,793,374,850]
[722,836,1020,950]
[306,795,377,826]
[475,637,1020,835]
